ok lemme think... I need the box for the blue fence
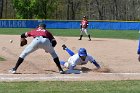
[0,20,139,30]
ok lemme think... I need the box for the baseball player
[60,44,101,72]
[137,39,140,61]
[9,23,64,74]
[79,16,91,41]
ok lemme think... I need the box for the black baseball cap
[39,23,46,28]
[83,16,86,18]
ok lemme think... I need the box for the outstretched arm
[92,60,100,69]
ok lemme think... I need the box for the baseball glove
[20,38,27,47]
[51,39,57,47]
[82,25,88,28]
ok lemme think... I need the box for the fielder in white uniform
[60,45,101,72]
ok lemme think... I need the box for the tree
[11,0,140,20]
[13,0,57,19]
[66,0,81,20]
[0,0,3,18]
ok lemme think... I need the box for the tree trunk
[95,0,103,20]
[0,0,3,18]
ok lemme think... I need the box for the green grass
[0,80,140,93]
[0,28,30,35]
[0,28,139,40]
[0,57,6,61]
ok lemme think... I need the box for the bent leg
[43,42,64,73]
[49,51,64,72]
[62,44,74,56]
[84,29,91,41]
[60,61,66,66]
[13,43,38,71]
[65,48,75,56]
[79,29,84,40]
[62,45,75,56]
[19,45,38,59]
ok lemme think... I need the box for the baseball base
[65,70,82,74]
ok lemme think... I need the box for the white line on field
[100,73,140,75]
[0,75,81,81]
[1,73,140,75]
[1,73,140,81]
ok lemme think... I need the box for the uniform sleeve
[26,30,34,37]
[46,31,55,41]
[21,29,33,38]
[88,54,100,68]
[88,54,95,63]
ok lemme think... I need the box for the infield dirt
[0,35,140,81]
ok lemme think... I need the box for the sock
[88,35,91,40]
[14,57,24,70]
[53,57,63,71]
[79,35,83,40]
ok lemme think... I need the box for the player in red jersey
[79,16,91,41]
[9,23,64,74]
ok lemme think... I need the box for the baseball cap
[39,23,46,28]
[83,16,86,18]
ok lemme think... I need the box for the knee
[19,52,28,59]
[50,52,58,59]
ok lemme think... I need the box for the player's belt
[34,36,47,38]
[42,36,47,38]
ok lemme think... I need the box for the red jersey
[27,28,54,41]
[81,19,88,28]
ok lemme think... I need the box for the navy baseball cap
[83,16,86,18]
[39,23,46,28]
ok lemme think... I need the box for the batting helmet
[78,48,87,56]
[39,23,46,28]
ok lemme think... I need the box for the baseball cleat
[88,39,91,41]
[59,70,65,74]
[9,68,16,74]
[78,39,82,40]
[62,44,67,50]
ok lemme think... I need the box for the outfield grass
[0,28,139,40]
[0,80,140,93]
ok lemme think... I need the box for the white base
[65,70,82,74]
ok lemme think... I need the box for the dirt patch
[0,35,140,81]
